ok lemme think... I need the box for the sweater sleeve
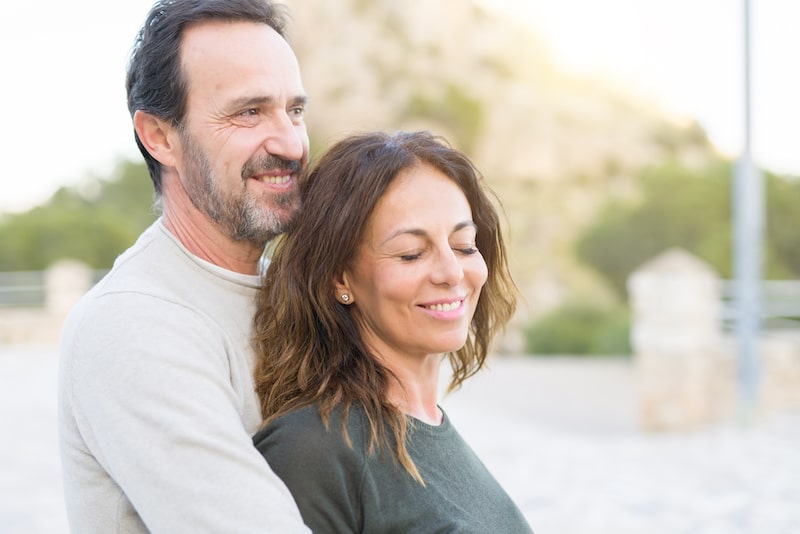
[63,292,309,533]
[254,406,366,533]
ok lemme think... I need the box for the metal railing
[1,270,798,328]
[0,269,107,308]
[720,279,800,331]
[0,271,48,308]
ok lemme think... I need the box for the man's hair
[126,0,288,194]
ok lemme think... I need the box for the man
[58,1,310,531]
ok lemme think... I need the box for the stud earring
[341,294,350,303]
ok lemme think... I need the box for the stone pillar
[627,248,725,431]
[45,260,92,318]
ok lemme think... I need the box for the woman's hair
[253,131,517,483]
[126,0,288,194]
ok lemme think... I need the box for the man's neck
[161,197,264,276]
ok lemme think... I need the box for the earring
[341,293,350,303]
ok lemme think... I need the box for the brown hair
[253,131,517,483]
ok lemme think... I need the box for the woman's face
[339,164,488,363]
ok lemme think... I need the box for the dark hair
[253,131,517,484]
[126,0,288,194]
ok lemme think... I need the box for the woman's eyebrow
[380,220,476,246]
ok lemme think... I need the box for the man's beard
[180,130,301,245]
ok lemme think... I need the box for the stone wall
[629,248,800,430]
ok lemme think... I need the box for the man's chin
[237,206,298,242]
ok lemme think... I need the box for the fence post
[628,248,724,430]
[45,260,92,318]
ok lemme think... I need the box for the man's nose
[262,113,307,163]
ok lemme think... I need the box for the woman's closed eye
[399,252,422,262]
[454,244,479,255]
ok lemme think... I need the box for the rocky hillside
[279,0,719,339]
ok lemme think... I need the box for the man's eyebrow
[290,95,309,107]
[228,94,308,110]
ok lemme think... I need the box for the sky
[485,0,800,172]
[1,0,797,213]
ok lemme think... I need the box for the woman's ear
[333,271,354,305]
[133,110,178,167]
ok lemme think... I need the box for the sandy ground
[1,345,798,534]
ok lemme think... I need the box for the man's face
[175,20,309,243]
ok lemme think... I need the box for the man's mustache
[241,156,302,180]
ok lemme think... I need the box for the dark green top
[253,404,534,533]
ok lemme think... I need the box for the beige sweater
[58,220,308,533]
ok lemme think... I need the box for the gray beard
[180,132,300,245]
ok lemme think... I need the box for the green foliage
[766,174,800,278]
[576,161,732,296]
[403,84,484,153]
[523,300,631,356]
[576,160,800,297]
[652,120,712,155]
[0,159,157,271]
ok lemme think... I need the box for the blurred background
[1,0,799,532]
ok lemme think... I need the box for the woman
[253,131,532,533]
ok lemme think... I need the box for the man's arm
[63,292,309,533]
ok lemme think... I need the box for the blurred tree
[576,160,800,297]
[403,84,484,153]
[523,299,631,356]
[766,173,800,278]
[0,159,156,271]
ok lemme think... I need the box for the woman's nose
[430,248,464,286]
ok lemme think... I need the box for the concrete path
[441,356,800,534]
[2,346,798,533]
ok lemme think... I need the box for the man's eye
[234,108,258,118]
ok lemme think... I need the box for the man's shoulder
[74,220,235,318]
[59,222,228,359]
[95,221,189,291]
[63,230,191,330]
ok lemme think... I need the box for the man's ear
[133,110,178,167]
[333,271,354,305]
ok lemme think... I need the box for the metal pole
[733,0,763,421]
